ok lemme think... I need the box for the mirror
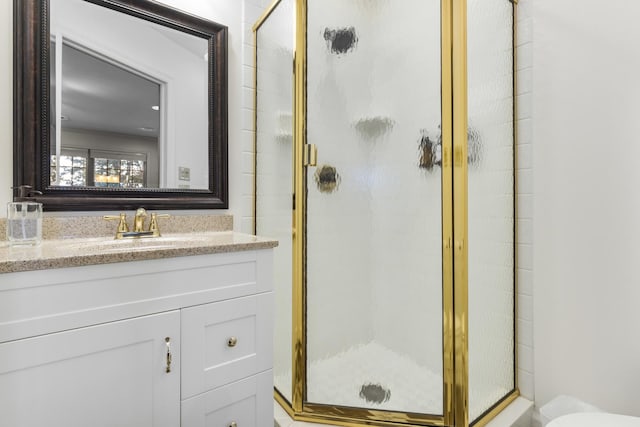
[14,0,228,210]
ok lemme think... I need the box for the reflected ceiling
[59,43,160,137]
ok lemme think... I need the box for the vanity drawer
[181,293,273,399]
[181,370,273,427]
[0,250,274,344]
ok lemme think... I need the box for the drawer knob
[227,336,238,347]
[229,422,238,427]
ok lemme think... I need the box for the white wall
[0,0,12,210]
[2,0,251,232]
[533,0,640,416]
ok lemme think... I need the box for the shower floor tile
[274,340,512,421]
[276,341,443,414]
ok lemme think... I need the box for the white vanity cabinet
[0,311,181,427]
[0,249,274,427]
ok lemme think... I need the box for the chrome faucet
[104,208,169,239]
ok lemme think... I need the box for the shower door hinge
[303,144,317,167]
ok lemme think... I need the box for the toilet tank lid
[548,413,640,427]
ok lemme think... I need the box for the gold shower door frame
[253,1,519,426]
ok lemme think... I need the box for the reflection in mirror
[51,42,160,188]
[50,0,208,190]
[14,0,228,211]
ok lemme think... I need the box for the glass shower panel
[255,0,295,404]
[467,0,515,421]
[305,0,443,415]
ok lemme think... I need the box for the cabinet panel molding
[182,293,274,399]
[181,370,273,427]
[0,311,180,427]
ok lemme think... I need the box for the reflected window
[93,156,146,188]
[50,148,88,186]
[50,149,147,188]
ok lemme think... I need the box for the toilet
[547,412,640,427]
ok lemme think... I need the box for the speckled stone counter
[0,215,278,274]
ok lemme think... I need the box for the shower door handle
[304,144,317,167]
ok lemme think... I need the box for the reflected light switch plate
[179,166,191,181]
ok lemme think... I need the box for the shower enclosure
[254,1,517,426]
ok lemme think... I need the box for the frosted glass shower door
[467,0,516,421]
[305,0,444,416]
[254,0,295,404]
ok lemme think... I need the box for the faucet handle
[148,213,170,237]
[103,213,129,239]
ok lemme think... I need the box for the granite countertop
[0,214,278,274]
[0,232,278,274]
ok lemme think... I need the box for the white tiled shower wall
[245,0,535,404]
[467,0,520,417]
[241,0,273,234]
[251,0,295,397]
[515,0,534,402]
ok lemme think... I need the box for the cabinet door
[181,370,273,427]
[0,311,180,427]
[181,293,273,399]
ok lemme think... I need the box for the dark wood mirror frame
[14,0,228,211]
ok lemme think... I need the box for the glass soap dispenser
[7,186,43,246]
[6,202,43,246]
